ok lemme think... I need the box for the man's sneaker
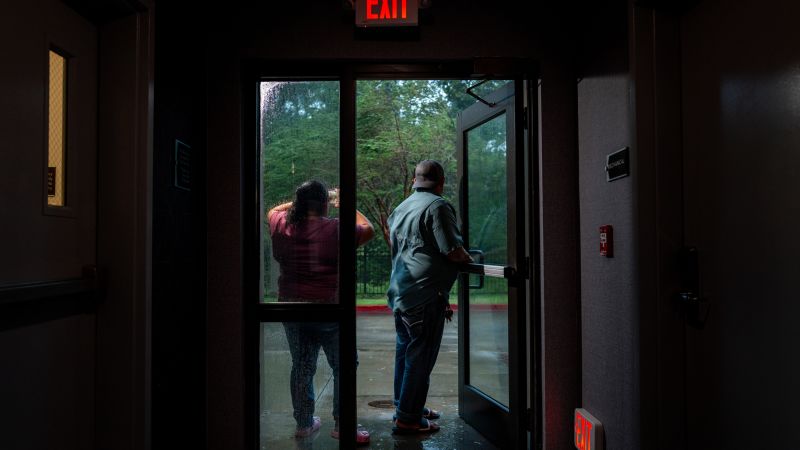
[295,416,321,438]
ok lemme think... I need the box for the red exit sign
[355,0,418,27]
[575,408,604,450]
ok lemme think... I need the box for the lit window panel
[47,50,66,207]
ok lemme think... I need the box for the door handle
[676,292,700,306]
[676,246,709,327]
[459,263,516,279]
[467,249,485,289]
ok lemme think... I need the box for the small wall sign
[174,140,191,191]
[606,146,630,181]
[356,0,418,27]
[575,408,604,450]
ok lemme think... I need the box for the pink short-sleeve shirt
[269,210,366,302]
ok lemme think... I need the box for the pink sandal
[331,422,370,446]
[295,416,321,438]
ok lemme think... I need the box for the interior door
[0,1,97,449]
[0,0,97,284]
[680,6,800,447]
[456,81,527,449]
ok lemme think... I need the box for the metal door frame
[241,59,540,450]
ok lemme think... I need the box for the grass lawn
[354,293,508,306]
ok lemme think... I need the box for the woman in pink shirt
[267,180,374,444]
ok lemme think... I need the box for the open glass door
[456,81,527,448]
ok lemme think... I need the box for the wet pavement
[260,311,501,450]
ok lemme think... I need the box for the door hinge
[522,256,531,279]
[523,106,528,129]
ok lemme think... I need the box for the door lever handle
[676,246,710,327]
[676,291,700,306]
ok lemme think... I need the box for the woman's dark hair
[288,180,329,225]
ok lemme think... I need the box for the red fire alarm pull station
[599,225,613,257]
[575,408,604,450]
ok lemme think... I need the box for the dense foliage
[261,80,510,297]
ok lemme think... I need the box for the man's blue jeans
[283,322,340,428]
[393,295,447,424]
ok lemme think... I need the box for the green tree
[356,80,460,246]
[261,81,340,210]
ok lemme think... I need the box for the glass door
[456,81,527,449]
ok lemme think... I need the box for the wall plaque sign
[606,147,630,182]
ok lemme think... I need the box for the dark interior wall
[0,316,95,450]
[205,1,580,448]
[151,1,208,449]
[576,1,640,449]
[629,5,686,449]
[537,58,580,450]
[207,21,245,450]
[95,9,154,450]
[680,0,800,448]
[231,1,544,59]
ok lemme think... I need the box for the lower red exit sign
[575,408,604,450]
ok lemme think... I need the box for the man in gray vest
[387,159,473,434]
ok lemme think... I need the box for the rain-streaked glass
[261,81,340,304]
[466,113,509,407]
[260,322,340,449]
